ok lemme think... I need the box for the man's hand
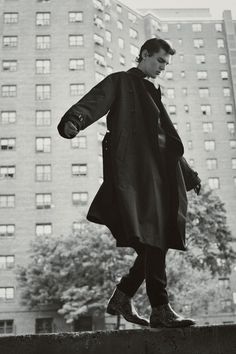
[194,183,201,195]
[64,121,79,138]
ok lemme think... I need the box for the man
[57,38,201,328]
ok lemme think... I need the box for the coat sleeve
[57,73,118,139]
[179,156,201,192]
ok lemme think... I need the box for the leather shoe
[150,303,196,328]
[106,287,149,327]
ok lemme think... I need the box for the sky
[121,0,236,19]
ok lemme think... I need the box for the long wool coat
[57,67,201,252]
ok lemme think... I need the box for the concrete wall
[0,325,236,354]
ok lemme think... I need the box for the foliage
[17,184,236,322]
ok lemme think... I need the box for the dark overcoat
[57,67,201,252]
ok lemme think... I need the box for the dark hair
[136,37,176,63]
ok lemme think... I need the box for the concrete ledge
[0,325,236,354]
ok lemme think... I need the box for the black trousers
[116,242,168,307]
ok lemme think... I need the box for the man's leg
[145,244,169,306]
[116,242,146,297]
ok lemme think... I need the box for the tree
[17,184,236,323]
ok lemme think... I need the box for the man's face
[143,48,170,78]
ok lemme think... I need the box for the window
[195,55,205,64]
[129,28,138,39]
[199,88,209,97]
[35,59,51,74]
[223,88,230,97]
[70,84,85,96]
[94,0,104,11]
[36,84,51,100]
[182,88,187,96]
[71,136,87,149]
[72,222,85,233]
[203,122,213,132]
[165,71,173,80]
[72,164,87,176]
[118,38,124,49]
[217,39,224,48]
[36,223,52,236]
[117,20,123,30]
[94,53,106,67]
[105,30,112,42]
[177,23,181,30]
[186,122,191,131]
[197,71,207,79]
[36,110,51,126]
[201,105,211,115]
[36,193,52,209]
[0,320,14,334]
[184,105,189,113]
[168,105,176,114]
[36,35,51,49]
[107,48,113,59]
[0,111,16,124]
[178,39,182,45]
[204,140,215,151]
[3,36,18,47]
[116,4,122,13]
[187,140,193,149]
[94,16,104,29]
[230,140,236,149]
[220,72,229,83]
[0,256,15,269]
[166,88,175,98]
[0,195,15,208]
[36,164,51,181]
[206,159,217,170]
[0,288,14,300]
[225,105,232,114]
[120,55,125,66]
[1,85,17,97]
[162,24,168,32]
[35,318,53,334]
[215,23,222,32]
[0,138,16,150]
[193,39,204,48]
[232,158,236,169]
[69,59,84,71]
[192,24,202,32]
[128,12,137,23]
[227,122,235,134]
[72,192,88,205]
[94,33,104,46]
[69,35,83,46]
[36,12,50,26]
[208,178,219,189]
[36,137,51,153]
[104,13,110,22]
[2,60,17,72]
[179,54,184,62]
[0,166,15,179]
[0,225,15,238]
[219,55,226,64]
[4,12,18,24]
[68,12,83,23]
[130,44,139,56]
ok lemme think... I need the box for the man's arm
[57,73,119,139]
[179,156,201,194]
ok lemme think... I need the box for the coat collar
[127,67,147,79]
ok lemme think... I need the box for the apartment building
[0,0,236,333]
